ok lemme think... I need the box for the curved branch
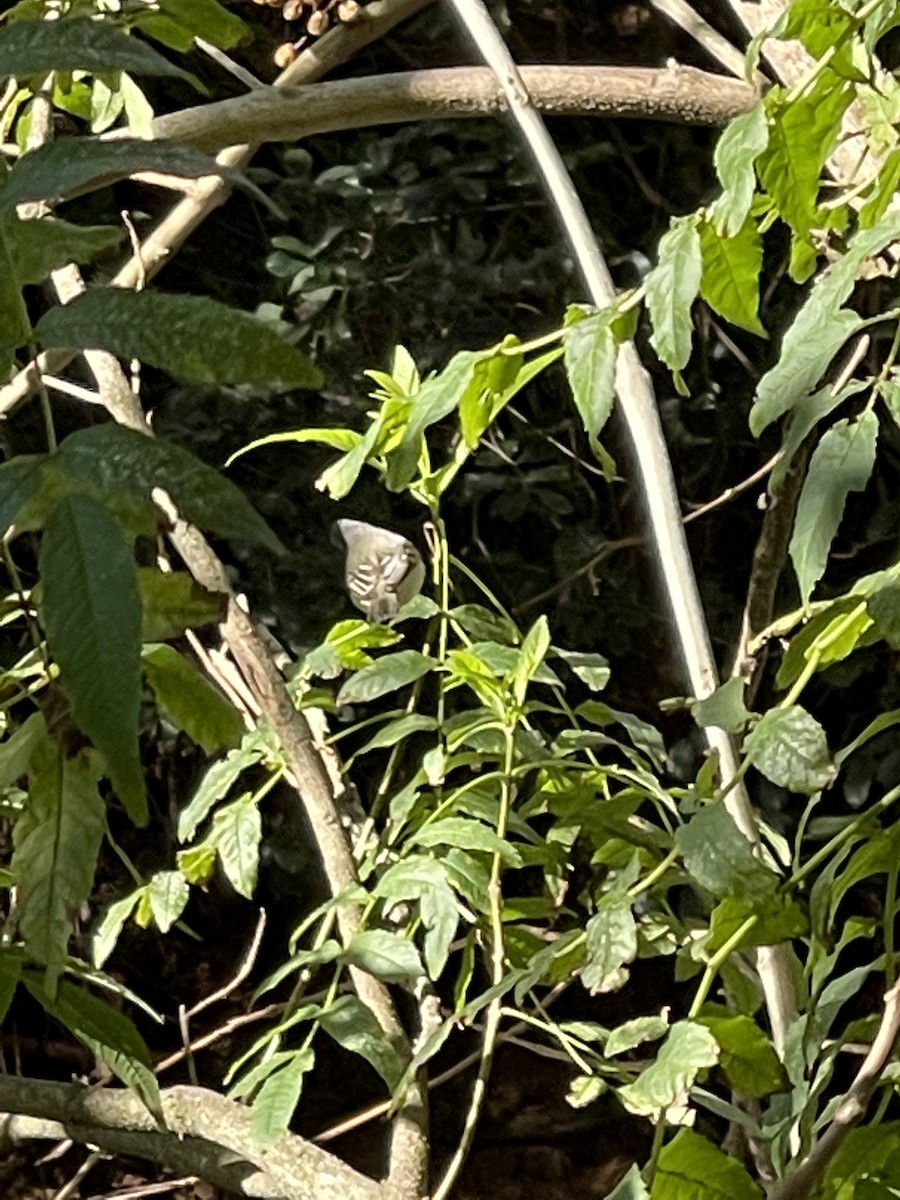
[143,64,756,151]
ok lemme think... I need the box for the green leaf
[816,1123,900,1200]
[770,378,867,491]
[92,890,141,969]
[0,17,193,79]
[336,650,434,706]
[698,212,765,335]
[411,817,522,866]
[356,714,438,756]
[619,1022,719,1122]
[39,494,145,823]
[57,424,285,554]
[146,870,189,934]
[789,411,878,604]
[142,644,243,755]
[373,856,459,979]
[155,0,249,49]
[757,72,852,238]
[177,729,273,841]
[710,103,769,236]
[226,426,361,467]
[751,213,900,435]
[645,215,702,375]
[867,584,900,650]
[0,456,46,536]
[211,793,260,899]
[553,648,610,691]
[582,891,636,994]
[138,568,226,640]
[676,806,778,901]
[744,705,835,794]
[0,712,47,790]
[567,1073,608,1110]
[605,1015,668,1057]
[36,290,322,390]
[708,893,807,953]
[511,615,551,707]
[0,216,31,352]
[692,678,753,733]
[5,214,123,285]
[775,599,873,689]
[1,139,227,209]
[340,929,423,982]
[25,976,160,1118]
[697,1008,786,1098]
[13,744,105,979]
[385,350,482,490]
[651,1128,762,1199]
[251,1048,314,1147]
[564,310,617,442]
[319,995,404,1088]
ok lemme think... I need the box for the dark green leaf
[142,644,243,755]
[0,712,47,790]
[789,411,878,604]
[138,568,226,640]
[708,894,807,953]
[40,494,145,823]
[13,744,105,978]
[1,139,226,208]
[744,705,835,794]
[57,424,284,554]
[319,995,404,1088]
[0,455,47,535]
[5,214,122,284]
[25,976,160,1118]
[0,17,193,79]
[36,289,322,389]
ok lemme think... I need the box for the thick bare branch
[143,64,755,151]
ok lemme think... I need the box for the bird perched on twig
[337,519,426,624]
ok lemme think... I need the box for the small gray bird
[337,519,426,624]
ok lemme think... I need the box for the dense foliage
[2,2,900,1199]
